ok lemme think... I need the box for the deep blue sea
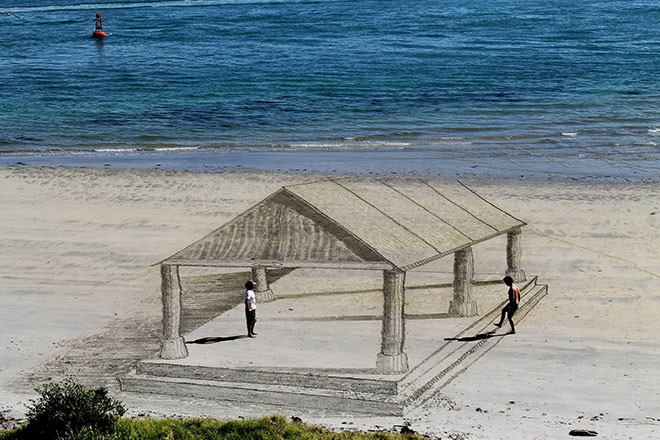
[1,0,659,180]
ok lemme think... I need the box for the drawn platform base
[121,275,547,416]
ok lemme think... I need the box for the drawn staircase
[120,277,547,415]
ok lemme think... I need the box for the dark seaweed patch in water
[90,116,133,125]
[241,99,305,114]
[87,99,314,129]
[472,92,521,102]
[245,100,279,107]
[168,109,214,122]
[86,88,520,131]
[141,105,273,127]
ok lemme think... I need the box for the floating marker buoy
[92,12,105,38]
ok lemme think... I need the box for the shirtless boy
[495,276,520,334]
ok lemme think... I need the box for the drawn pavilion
[157,178,527,374]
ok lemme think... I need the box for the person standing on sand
[494,276,520,334]
[245,280,258,338]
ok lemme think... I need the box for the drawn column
[449,247,479,317]
[160,264,188,359]
[377,269,409,374]
[505,228,526,282]
[251,266,276,303]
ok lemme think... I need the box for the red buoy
[92,11,104,37]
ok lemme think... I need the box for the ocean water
[1,0,659,180]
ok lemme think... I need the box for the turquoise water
[1,0,659,179]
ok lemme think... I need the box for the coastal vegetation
[0,378,426,440]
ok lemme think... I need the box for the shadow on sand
[187,335,248,344]
[444,330,506,342]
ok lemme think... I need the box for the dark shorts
[506,303,518,317]
[245,308,256,330]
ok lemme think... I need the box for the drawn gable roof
[163,179,525,271]
[165,188,386,268]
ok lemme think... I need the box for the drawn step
[121,279,547,416]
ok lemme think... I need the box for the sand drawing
[3,167,657,437]
[120,178,548,415]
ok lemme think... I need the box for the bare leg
[495,305,507,327]
[250,314,257,337]
[247,310,257,337]
[507,308,516,334]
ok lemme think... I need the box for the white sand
[1,167,658,438]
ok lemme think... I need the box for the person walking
[245,280,258,338]
[494,276,520,334]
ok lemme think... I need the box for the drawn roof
[163,179,525,271]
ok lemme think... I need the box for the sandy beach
[1,166,658,439]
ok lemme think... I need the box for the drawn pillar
[505,228,526,282]
[377,269,409,374]
[449,247,479,317]
[251,266,276,303]
[160,264,188,359]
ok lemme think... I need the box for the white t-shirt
[245,289,256,310]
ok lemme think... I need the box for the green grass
[0,415,427,440]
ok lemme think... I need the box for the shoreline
[2,149,658,183]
